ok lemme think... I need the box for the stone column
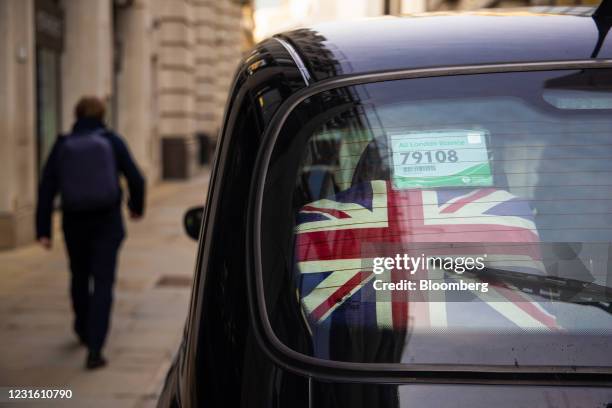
[154,0,198,179]
[193,0,218,139]
[211,0,243,138]
[240,3,255,52]
[60,0,113,132]
[211,1,226,135]
[116,0,154,182]
[0,0,37,248]
[401,0,427,13]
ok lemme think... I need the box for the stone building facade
[0,0,253,249]
[253,0,598,42]
[389,0,600,13]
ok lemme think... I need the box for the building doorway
[35,0,63,175]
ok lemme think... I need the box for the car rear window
[259,69,612,368]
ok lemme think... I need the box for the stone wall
[0,0,37,248]
[153,0,245,179]
[0,0,252,249]
[428,0,600,11]
[61,0,114,133]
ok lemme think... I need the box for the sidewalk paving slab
[0,171,209,407]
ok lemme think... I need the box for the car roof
[279,9,612,82]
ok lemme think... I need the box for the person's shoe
[86,350,107,370]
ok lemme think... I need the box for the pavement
[0,170,209,407]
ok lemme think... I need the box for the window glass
[260,70,612,367]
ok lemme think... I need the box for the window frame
[246,59,612,384]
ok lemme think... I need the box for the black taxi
[159,4,612,407]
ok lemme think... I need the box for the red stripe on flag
[310,271,369,322]
[295,224,540,262]
[440,188,496,214]
[391,270,409,329]
[302,205,351,219]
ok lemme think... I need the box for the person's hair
[74,96,106,121]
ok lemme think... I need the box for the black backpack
[58,129,120,211]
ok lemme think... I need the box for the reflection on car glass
[267,70,612,366]
[293,180,612,362]
[295,180,543,327]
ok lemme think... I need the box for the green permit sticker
[390,130,493,189]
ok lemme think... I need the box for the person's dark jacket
[36,118,146,239]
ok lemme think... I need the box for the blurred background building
[0,0,601,249]
[0,0,253,248]
[254,0,600,41]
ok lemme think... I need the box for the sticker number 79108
[400,149,459,164]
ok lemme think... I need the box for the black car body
[159,6,612,408]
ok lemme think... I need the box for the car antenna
[591,0,611,58]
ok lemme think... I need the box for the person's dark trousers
[62,207,124,353]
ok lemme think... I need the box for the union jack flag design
[295,180,559,340]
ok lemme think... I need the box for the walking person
[36,96,145,369]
